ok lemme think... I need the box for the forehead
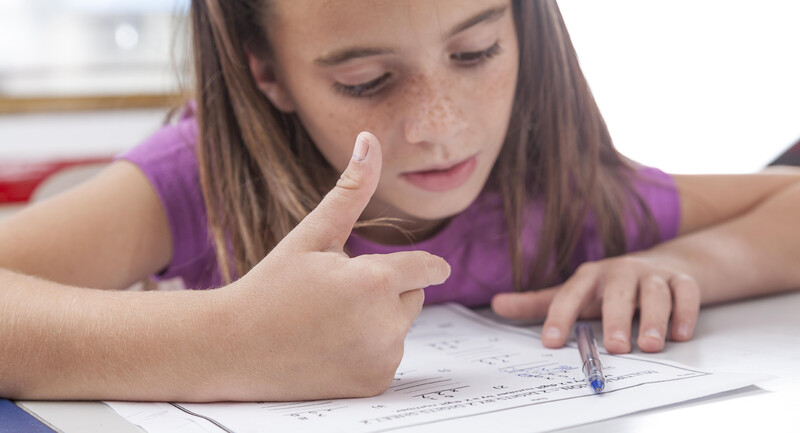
[267,0,510,55]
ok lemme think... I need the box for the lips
[400,155,478,192]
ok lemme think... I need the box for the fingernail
[611,331,628,344]
[543,327,561,341]
[643,328,662,341]
[676,323,692,339]
[352,133,369,161]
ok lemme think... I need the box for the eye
[451,41,502,66]
[333,73,391,98]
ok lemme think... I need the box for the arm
[0,161,171,290]
[657,172,800,303]
[0,133,450,401]
[676,171,800,238]
[0,268,228,400]
[492,170,800,353]
[0,161,211,400]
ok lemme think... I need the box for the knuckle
[547,292,575,316]
[618,255,641,267]
[352,373,390,398]
[642,274,667,291]
[410,288,425,308]
[672,274,700,297]
[419,252,434,276]
[601,281,631,300]
[609,255,641,273]
[367,264,394,292]
[349,337,404,397]
[363,349,403,397]
[575,261,600,276]
[336,171,361,192]
[358,372,394,397]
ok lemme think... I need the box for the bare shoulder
[673,168,800,235]
[0,160,171,290]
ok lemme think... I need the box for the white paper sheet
[108,304,764,433]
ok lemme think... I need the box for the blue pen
[576,322,605,393]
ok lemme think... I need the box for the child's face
[262,0,518,226]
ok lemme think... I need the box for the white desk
[16,290,800,433]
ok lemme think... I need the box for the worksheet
[109,304,763,433]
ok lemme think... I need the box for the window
[0,0,189,111]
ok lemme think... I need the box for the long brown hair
[190,0,658,289]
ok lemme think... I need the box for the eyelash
[333,41,503,98]
[450,41,503,65]
[333,73,392,98]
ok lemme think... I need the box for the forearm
[494,178,800,354]
[0,268,233,401]
[643,180,800,304]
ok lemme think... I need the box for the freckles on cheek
[313,102,391,170]
[326,100,394,142]
[484,68,517,108]
[480,66,518,124]
[323,104,360,139]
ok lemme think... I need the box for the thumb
[491,287,559,321]
[292,131,382,252]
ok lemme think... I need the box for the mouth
[400,154,479,192]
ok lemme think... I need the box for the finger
[357,251,451,295]
[600,272,639,354]
[490,287,559,321]
[636,275,672,353]
[399,288,425,322]
[291,132,382,252]
[542,265,602,348]
[668,274,701,342]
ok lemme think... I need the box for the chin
[396,188,482,221]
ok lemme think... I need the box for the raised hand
[217,132,451,401]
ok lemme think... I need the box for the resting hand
[491,255,700,353]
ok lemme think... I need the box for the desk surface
[17,290,800,433]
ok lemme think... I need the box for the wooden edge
[0,93,187,114]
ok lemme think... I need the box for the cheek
[479,62,518,122]
[472,59,518,149]
[320,100,399,159]
[297,98,377,173]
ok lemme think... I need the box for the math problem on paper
[108,304,765,433]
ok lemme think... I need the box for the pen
[575,322,605,393]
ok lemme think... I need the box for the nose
[402,74,468,145]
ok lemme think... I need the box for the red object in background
[0,157,111,204]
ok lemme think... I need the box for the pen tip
[591,379,605,393]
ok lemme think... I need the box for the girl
[1,0,799,402]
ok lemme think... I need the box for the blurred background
[1,0,799,216]
[0,0,188,102]
[560,0,800,175]
[0,0,189,216]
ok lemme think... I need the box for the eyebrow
[314,4,509,67]
[445,4,508,39]
[315,47,396,67]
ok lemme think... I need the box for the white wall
[0,109,166,161]
[559,0,800,174]
[2,2,799,172]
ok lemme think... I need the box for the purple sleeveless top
[117,111,680,307]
